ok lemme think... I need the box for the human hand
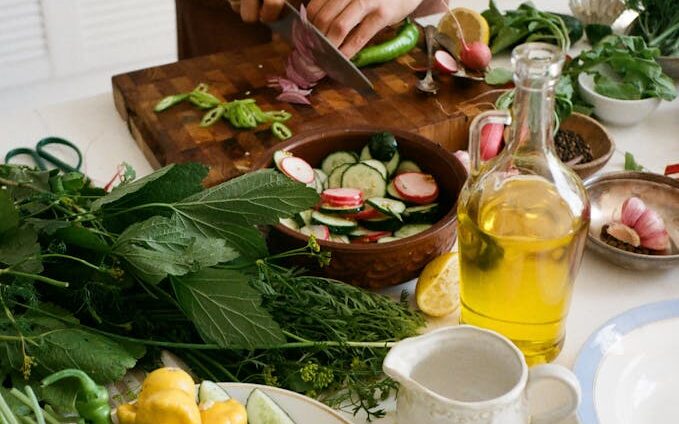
[306,0,424,58]
[228,0,287,23]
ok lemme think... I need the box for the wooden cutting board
[112,40,495,186]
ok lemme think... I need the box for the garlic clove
[606,223,641,247]
[621,197,647,228]
[634,209,667,240]
[640,230,671,251]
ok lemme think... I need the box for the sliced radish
[352,231,392,244]
[280,156,315,184]
[300,225,330,241]
[393,173,439,204]
[434,50,458,74]
[321,188,363,207]
[480,123,505,161]
[348,206,382,221]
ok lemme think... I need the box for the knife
[266,1,375,94]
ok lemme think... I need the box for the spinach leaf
[485,67,513,85]
[53,225,110,253]
[0,190,19,235]
[172,268,285,349]
[0,227,42,274]
[625,152,645,171]
[113,215,238,284]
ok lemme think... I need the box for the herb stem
[0,269,69,288]
[0,177,50,195]
[8,389,59,424]
[41,253,107,273]
[192,351,240,382]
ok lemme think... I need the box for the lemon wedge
[437,8,490,56]
[416,252,460,317]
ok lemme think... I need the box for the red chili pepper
[664,163,679,177]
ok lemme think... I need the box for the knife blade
[266,1,375,94]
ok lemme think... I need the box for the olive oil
[458,176,588,364]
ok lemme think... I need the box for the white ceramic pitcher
[383,326,581,424]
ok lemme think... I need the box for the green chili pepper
[201,103,227,127]
[271,122,292,140]
[352,19,420,68]
[42,369,112,424]
[189,91,221,109]
[194,83,209,93]
[154,93,189,112]
[264,110,292,122]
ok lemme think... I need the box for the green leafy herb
[627,0,679,57]
[567,35,677,101]
[625,152,645,171]
[484,67,514,86]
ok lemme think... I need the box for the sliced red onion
[277,91,312,105]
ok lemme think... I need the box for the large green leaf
[0,190,19,234]
[0,165,52,202]
[92,163,208,211]
[113,215,238,284]
[172,268,285,349]
[175,170,319,227]
[0,227,42,273]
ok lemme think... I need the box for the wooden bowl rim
[256,125,467,252]
[564,112,616,172]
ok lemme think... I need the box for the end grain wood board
[112,40,494,186]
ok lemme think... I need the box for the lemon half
[415,252,460,318]
[437,8,490,56]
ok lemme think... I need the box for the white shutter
[0,0,50,89]
[76,0,176,70]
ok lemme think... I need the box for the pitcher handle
[527,364,581,424]
[468,110,512,175]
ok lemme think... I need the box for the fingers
[325,0,369,48]
[240,0,260,23]
[306,0,331,23]
[260,0,284,22]
[308,0,351,34]
[339,12,385,58]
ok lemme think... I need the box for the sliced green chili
[189,91,221,109]
[201,104,227,127]
[271,122,292,140]
[154,93,189,112]
[265,110,292,122]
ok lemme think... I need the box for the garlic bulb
[569,0,626,26]
[617,196,671,251]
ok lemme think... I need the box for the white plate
[112,382,352,424]
[574,300,679,424]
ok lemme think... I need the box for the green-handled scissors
[4,137,83,173]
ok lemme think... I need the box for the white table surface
[1,1,678,423]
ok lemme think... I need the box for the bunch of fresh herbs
[627,0,679,57]
[0,163,424,420]
[482,1,574,55]
[566,34,677,101]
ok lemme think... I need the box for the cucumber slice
[319,204,364,215]
[384,150,400,176]
[314,169,328,190]
[321,151,358,175]
[396,160,421,175]
[199,381,231,403]
[247,389,297,424]
[273,150,293,171]
[328,163,351,188]
[361,159,388,180]
[367,197,406,221]
[294,209,313,227]
[329,234,350,244]
[362,216,402,232]
[311,211,358,235]
[387,181,406,200]
[404,203,439,223]
[349,227,378,237]
[377,236,403,244]
[359,145,372,161]
[279,218,300,230]
[341,163,387,199]
[394,224,432,238]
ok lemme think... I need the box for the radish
[300,225,330,241]
[460,41,492,71]
[434,50,458,74]
[280,156,315,184]
[321,188,363,207]
[352,231,392,244]
[393,173,439,204]
[480,123,504,161]
[349,206,382,221]
[453,150,470,172]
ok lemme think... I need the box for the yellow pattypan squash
[200,399,248,424]
[135,389,201,424]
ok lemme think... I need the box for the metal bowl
[584,171,679,270]
[658,56,679,80]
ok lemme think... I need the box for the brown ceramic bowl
[559,112,615,179]
[257,126,468,289]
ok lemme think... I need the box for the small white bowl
[578,73,661,126]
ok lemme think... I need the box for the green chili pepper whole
[352,19,420,68]
[271,122,292,140]
[41,369,111,424]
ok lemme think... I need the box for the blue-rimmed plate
[574,300,679,424]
